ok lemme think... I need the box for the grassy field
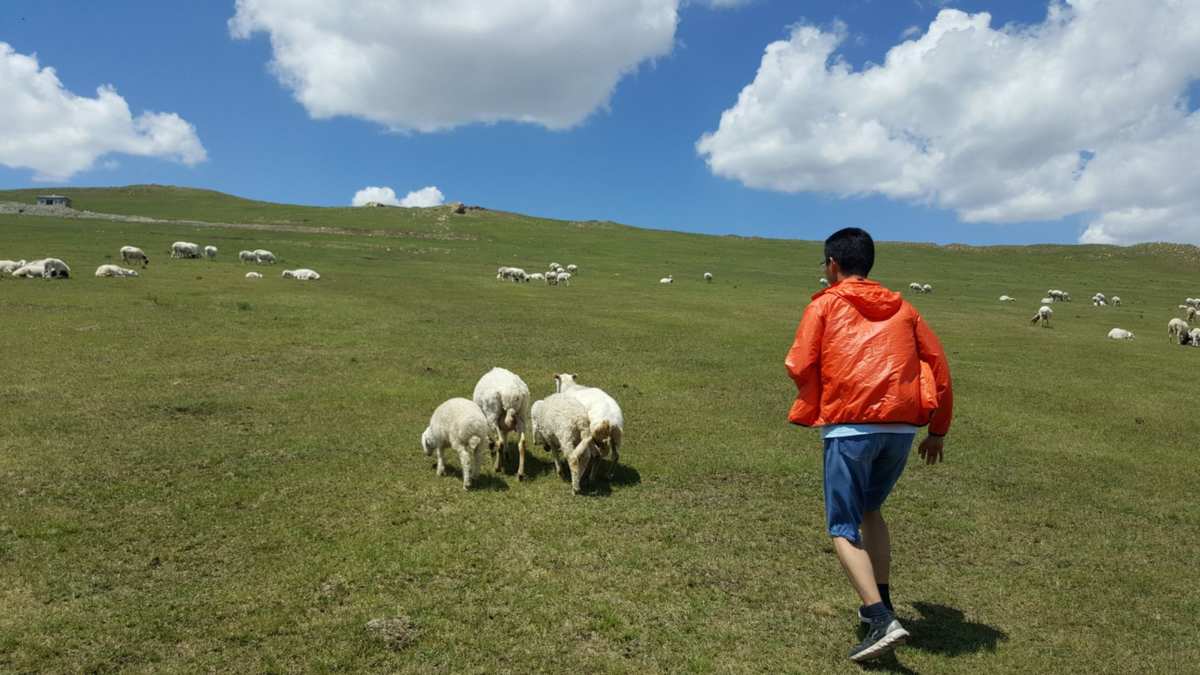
[1,186,1198,673]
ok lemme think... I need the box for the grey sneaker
[848,617,910,662]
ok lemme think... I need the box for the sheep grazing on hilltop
[1092,292,1107,304]
[566,264,578,275]
[472,367,531,481]
[660,275,673,284]
[922,283,933,294]
[1107,328,1134,340]
[556,272,572,286]
[1041,297,1055,306]
[908,282,921,292]
[1168,318,1189,343]
[0,259,27,276]
[245,272,263,279]
[171,241,202,259]
[1111,296,1121,306]
[528,272,546,282]
[1187,328,1200,347]
[819,277,829,288]
[120,246,149,267]
[554,373,624,481]
[1032,305,1053,327]
[704,272,714,283]
[94,264,139,278]
[1048,289,1070,302]
[998,295,1016,302]
[281,268,320,281]
[204,245,218,259]
[531,393,610,495]
[253,249,276,265]
[239,250,257,263]
[549,262,562,272]
[1188,307,1198,322]
[496,266,528,282]
[421,398,493,490]
[41,258,70,279]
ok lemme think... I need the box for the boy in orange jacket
[785,227,953,663]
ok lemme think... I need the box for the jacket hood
[815,278,903,321]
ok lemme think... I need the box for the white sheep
[1188,328,1200,347]
[421,397,493,490]
[530,394,609,495]
[660,275,673,284]
[1111,296,1121,306]
[545,271,559,286]
[566,264,578,275]
[281,268,320,280]
[253,249,276,264]
[171,241,202,259]
[1107,328,1134,340]
[246,272,263,279]
[819,277,829,288]
[1168,318,1189,343]
[528,272,546,282]
[42,258,70,279]
[94,264,139,278]
[998,295,1016,302]
[556,272,571,286]
[1092,292,1107,304]
[1040,297,1055,305]
[554,373,624,481]
[1032,305,1053,327]
[908,282,922,292]
[1188,307,1198,322]
[0,260,27,276]
[704,272,713,283]
[12,261,46,278]
[239,250,257,263]
[922,283,933,294]
[120,246,149,267]
[203,245,218,259]
[472,367,531,481]
[549,262,562,272]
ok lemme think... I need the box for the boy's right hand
[918,435,945,464]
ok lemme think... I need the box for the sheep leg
[608,427,622,481]
[567,436,592,495]
[434,447,447,477]
[492,425,506,473]
[457,444,476,490]
[516,427,527,481]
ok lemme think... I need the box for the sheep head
[420,428,435,456]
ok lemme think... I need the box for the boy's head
[823,227,875,280]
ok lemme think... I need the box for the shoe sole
[849,627,910,662]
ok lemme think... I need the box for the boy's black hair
[824,227,875,277]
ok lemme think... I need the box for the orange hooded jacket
[785,278,953,436]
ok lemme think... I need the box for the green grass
[1,186,1198,673]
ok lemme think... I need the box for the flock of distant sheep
[0,242,320,281]
[497,263,715,287]
[423,367,624,494]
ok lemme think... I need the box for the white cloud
[700,0,753,8]
[0,42,206,181]
[697,2,1200,244]
[352,185,445,208]
[230,0,679,133]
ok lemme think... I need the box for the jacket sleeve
[784,301,824,426]
[914,314,954,436]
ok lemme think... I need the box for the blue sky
[2,1,1198,245]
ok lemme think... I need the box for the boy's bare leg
[861,511,890,585]
[833,537,882,606]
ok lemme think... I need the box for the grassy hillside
[1,186,1198,672]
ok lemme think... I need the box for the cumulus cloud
[0,42,206,181]
[352,185,445,208]
[697,2,1200,244]
[230,0,679,132]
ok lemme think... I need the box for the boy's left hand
[918,435,945,464]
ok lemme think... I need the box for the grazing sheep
[11,261,46,278]
[1111,296,1121,306]
[530,394,609,495]
[528,272,546,282]
[1031,305,1053,327]
[556,272,572,286]
[1188,307,1198,322]
[245,272,263,279]
[566,264,578,275]
[42,258,70,279]
[554,373,624,481]
[549,262,562,271]
[704,272,713,282]
[922,283,933,294]
[0,259,27,276]
[1188,328,1200,347]
[998,295,1016,302]
[171,241,202,259]
[472,367,531,481]
[1061,291,1072,302]
[660,275,673,284]
[1107,328,1134,340]
[94,264,139,278]
[545,271,559,286]
[203,245,218,259]
[908,282,922,292]
[1168,318,1189,343]
[239,250,257,263]
[819,277,829,288]
[253,249,276,265]
[281,268,320,281]
[421,398,493,490]
[120,246,149,267]
[1092,292,1107,304]
[496,266,528,282]
[1040,297,1055,306]
[1092,298,1107,307]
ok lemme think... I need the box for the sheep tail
[593,420,611,441]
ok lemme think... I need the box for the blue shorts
[823,433,915,545]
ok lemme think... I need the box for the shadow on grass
[579,461,642,497]
[905,602,1008,656]
[436,466,510,492]
[859,652,920,674]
